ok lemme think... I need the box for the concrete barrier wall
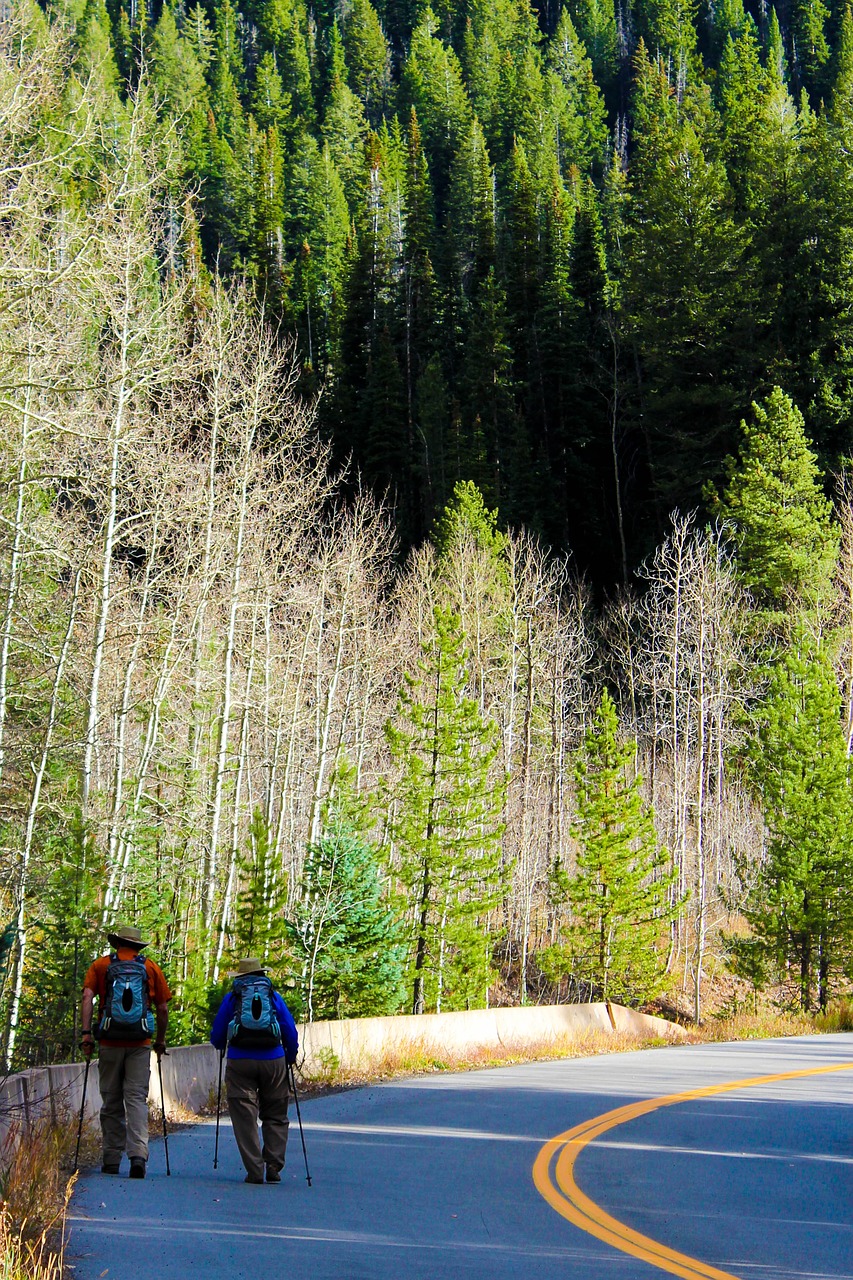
[298,1001,684,1075]
[0,1003,685,1150]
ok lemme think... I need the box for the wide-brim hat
[107,924,148,949]
[232,957,265,977]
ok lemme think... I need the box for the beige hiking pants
[225,1057,290,1179]
[97,1044,151,1163]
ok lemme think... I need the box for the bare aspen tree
[4,569,81,1066]
[612,516,752,1020]
[75,93,185,820]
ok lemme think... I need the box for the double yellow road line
[532,1061,853,1279]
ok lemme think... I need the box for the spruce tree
[561,0,618,97]
[231,808,290,974]
[626,50,749,519]
[289,819,406,1022]
[546,11,609,173]
[289,134,350,371]
[342,0,390,120]
[540,690,675,1004]
[711,386,839,609]
[321,27,369,206]
[386,606,506,1013]
[745,631,853,1011]
[400,9,472,207]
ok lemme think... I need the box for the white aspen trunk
[81,381,125,816]
[274,612,316,875]
[214,599,260,980]
[101,516,161,919]
[693,589,708,1025]
[204,425,256,957]
[107,583,192,914]
[5,569,81,1067]
[436,892,452,1015]
[307,551,355,848]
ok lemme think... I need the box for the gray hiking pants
[98,1044,151,1163]
[225,1057,289,1179]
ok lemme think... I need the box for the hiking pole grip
[74,1058,91,1173]
[288,1062,311,1187]
[157,1053,171,1176]
[213,1049,224,1170]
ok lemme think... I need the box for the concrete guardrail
[0,1002,685,1150]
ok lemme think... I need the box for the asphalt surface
[68,1034,853,1279]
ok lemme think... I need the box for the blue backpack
[97,953,154,1041]
[227,974,282,1049]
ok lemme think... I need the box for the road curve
[69,1033,853,1279]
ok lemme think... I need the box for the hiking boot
[244,1173,264,1184]
[265,1166,281,1183]
[129,1158,146,1179]
[101,1162,120,1175]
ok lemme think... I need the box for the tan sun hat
[232,957,265,977]
[107,924,148,950]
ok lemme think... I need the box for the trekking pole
[73,1057,91,1173]
[157,1052,171,1176]
[288,1062,311,1186]
[213,1049,225,1170]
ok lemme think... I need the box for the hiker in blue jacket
[210,957,299,1184]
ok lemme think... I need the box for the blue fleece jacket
[210,986,299,1063]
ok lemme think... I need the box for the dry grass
[0,1119,80,1280]
[814,1000,853,1033]
[690,1009,816,1042]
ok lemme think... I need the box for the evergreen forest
[2,0,853,1067]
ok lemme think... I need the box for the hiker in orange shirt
[81,924,172,1179]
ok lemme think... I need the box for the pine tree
[546,11,609,174]
[400,9,472,208]
[14,818,105,1068]
[279,4,314,121]
[386,606,506,1013]
[230,808,290,974]
[289,819,407,1021]
[717,20,766,214]
[289,135,350,371]
[250,123,287,307]
[540,690,675,1004]
[562,0,618,96]
[252,52,291,133]
[710,386,839,608]
[74,0,121,91]
[432,477,508,562]
[342,0,391,120]
[461,267,520,512]
[635,0,699,73]
[626,49,749,519]
[210,0,245,139]
[556,181,626,578]
[447,119,496,293]
[322,25,369,206]
[150,4,208,121]
[791,0,831,98]
[745,632,853,1011]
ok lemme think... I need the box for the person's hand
[81,1033,94,1059]
[154,1040,167,1059]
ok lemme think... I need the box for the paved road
[68,1034,853,1279]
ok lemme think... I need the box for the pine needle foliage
[386,606,506,1014]
[288,819,407,1022]
[540,690,676,1004]
[743,630,853,1011]
[711,386,839,609]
